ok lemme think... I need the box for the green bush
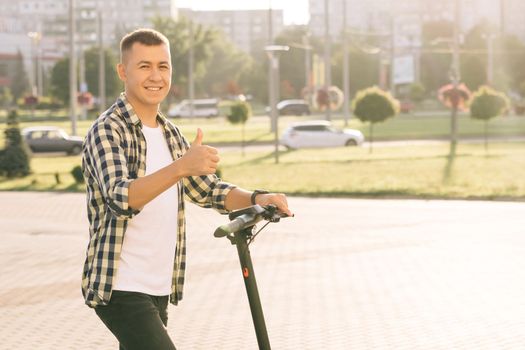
[352,86,399,123]
[0,110,31,177]
[71,165,84,184]
[227,101,251,125]
[469,85,509,121]
[409,82,426,103]
[352,86,399,152]
[227,101,252,156]
[469,86,510,152]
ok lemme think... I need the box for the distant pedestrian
[80,28,292,350]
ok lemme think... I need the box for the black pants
[94,291,176,350]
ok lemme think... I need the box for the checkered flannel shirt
[81,93,235,308]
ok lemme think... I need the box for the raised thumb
[192,128,203,146]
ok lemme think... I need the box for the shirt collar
[115,93,169,129]
[116,93,142,127]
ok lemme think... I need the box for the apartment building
[179,8,284,54]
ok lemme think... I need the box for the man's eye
[160,66,169,70]
[139,65,149,69]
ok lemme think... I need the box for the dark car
[276,99,311,116]
[22,126,83,155]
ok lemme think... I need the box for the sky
[177,0,310,25]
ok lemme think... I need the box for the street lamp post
[69,0,78,136]
[323,0,331,121]
[265,45,289,164]
[450,0,461,148]
[267,1,275,132]
[482,33,497,85]
[27,31,41,97]
[98,7,106,114]
[342,0,350,126]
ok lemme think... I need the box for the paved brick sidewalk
[1,192,524,349]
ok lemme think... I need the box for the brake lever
[262,204,293,223]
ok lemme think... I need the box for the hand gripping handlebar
[214,204,289,238]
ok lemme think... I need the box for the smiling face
[117,42,172,118]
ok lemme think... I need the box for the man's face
[117,42,172,110]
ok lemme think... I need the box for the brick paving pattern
[1,192,524,349]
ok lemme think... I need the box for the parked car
[266,99,311,116]
[280,120,364,149]
[22,126,83,155]
[167,98,220,118]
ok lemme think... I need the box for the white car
[280,120,364,149]
[167,99,219,118]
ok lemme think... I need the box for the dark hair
[120,28,169,61]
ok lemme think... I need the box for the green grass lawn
[1,112,525,148]
[1,141,524,201]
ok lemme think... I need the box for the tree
[84,47,120,103]
[198,32,253,98]
[420,21,454,94]
[0,110,31,177]
[332,40,380,99]
[227,101,252,156]
[51,48,120,106]
[274,26,321,99]
[352,86,399,152]
[460,20,496,91]
[50,58,70,104]
[461,55,486,91]
[11,50,29,103]
[469,86,509,153]
[501,35,525,92]
[152,15,216,101]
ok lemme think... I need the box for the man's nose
[149,67,162,81]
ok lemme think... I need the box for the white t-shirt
[113,124,179,296]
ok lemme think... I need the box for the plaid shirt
[81,93,235,308]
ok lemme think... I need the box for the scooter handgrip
[214,217,247,237]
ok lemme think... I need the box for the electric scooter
[214,204,291,350]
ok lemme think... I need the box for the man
[81,28,292,350]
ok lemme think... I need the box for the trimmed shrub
[469,85,510,152]
[0,110,31,177]
[352,86,399,152]
[71,165,84,184]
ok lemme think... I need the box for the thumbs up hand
[192,127,203,146]
[178,128,220,177]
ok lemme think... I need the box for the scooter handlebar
[214,204,290,238]
[214,214,258,238]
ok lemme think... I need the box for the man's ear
[117,63,126,82]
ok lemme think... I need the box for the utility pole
[484,34,496,85]
[303,33,311,93]
[188,20,194,119]
[268,1,275,132]
[323,0,331,121]
[342,0,350,126]
[98,7,106,114]
[265,46,289,164]
[79,44,87,120]
[69,0,77,136]
[389,15,395,95]
[450,0,461,148]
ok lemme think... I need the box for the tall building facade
[308,0,521,42]
[179,8,284,54]
[502,0,525,42]
[0,0,177,91]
